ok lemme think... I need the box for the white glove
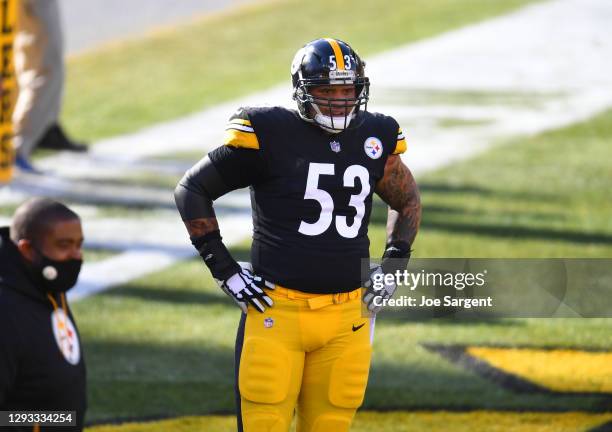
[363,263,397,314]
[215,262,275,313]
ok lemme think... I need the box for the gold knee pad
[239,337,291,404]
[328,346,372,409]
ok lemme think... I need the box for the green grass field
[372,109,612,259]
[75,108,612,429]
[39,0,610,430]
[62,0,537,141]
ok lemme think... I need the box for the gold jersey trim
[224,128,259,150]
[393,128,407,154]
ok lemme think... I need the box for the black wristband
[381,241,411,275]
[190,230,221,250]
[191,230,241,280]
[382,241,411,259]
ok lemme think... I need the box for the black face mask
[30,250,83,294]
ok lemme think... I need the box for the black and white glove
[363,264,397,314]
[215,262,275,313]
[363,241,411,314]
[191,231,274,313]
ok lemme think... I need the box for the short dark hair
[10,198,80,246]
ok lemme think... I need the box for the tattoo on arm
[183,218,219,238]
[375,155,422,247]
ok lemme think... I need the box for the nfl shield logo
[264,317,274,328]
[330,140,341,153]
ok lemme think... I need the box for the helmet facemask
[294,78,369,133]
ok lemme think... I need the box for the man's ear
[17,239,36,262]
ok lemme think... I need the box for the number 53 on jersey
[298,162,370,239]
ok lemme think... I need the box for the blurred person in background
[13,0,86,173]
[0,198,87,431]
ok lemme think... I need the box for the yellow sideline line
[468,347,612,393]
[85,411,612,432]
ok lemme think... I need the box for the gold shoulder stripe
[229,118,252,127]
[325,38,345,70]
[224,129,259,150]
[393,137,407,154]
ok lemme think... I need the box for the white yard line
[368,0,612,174]
[2,0,612,299]
[67,213,252,301]
[0,210,252,301]
[21,0,612,177]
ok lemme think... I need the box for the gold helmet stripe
[325,38,345,71]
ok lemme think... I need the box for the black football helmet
[291,38,369,133]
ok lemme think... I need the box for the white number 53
[298,162,370,239]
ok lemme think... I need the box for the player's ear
[17,239,36,262]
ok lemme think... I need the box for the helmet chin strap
[311,104,356,133]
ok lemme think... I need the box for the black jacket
[0,227,86,431]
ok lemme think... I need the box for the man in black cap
[0,198,87,431]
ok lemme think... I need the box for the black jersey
[209,106,406,294]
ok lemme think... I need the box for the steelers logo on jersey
[364,137,383,159]
[51,308,81,365]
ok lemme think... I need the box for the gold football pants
[235,286,374,432]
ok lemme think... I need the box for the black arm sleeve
[174,156,228,221]
[174,146,267,280]
[174,146,267,221]
[208,145,267,189]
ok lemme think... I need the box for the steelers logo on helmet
[291,38,370,133]
[364,137,383,159]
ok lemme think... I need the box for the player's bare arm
[375,154,421,248]
[183,217,219,238]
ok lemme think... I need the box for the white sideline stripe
[68,248,192,301]
[0,213,253,301]
[32,0,612,181]
[69,214,253,300]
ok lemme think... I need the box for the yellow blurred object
[83,412,612,432]
[467,346,612,393]
[0,0,17,183]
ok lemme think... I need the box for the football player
[175,38,421,432]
